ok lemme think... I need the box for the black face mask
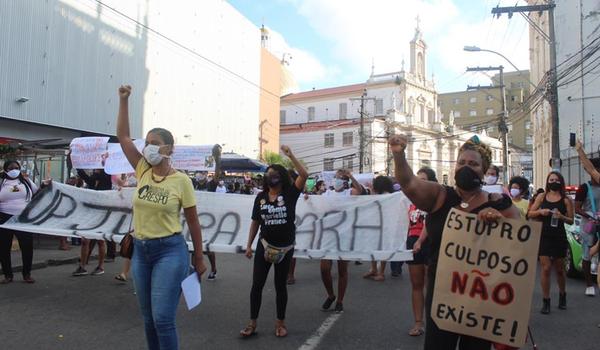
[454,166,482,191]
[548,182,562,192]
[267,174,281,187]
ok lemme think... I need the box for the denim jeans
[132,234,189,350]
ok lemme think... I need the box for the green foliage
[263,150,294,169]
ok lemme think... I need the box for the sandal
[23,276,35,284]
[114,273,127,282]
[1,277,13,284]
[275,324,288,337]
[409,322,425,337]
[363,270,377,279]
[240,323,257,338]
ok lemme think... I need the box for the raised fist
[280,145,292,157]
[118,85,132,99]
[389,134,408,155]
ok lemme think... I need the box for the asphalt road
[1,254,599,350]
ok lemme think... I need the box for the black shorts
[406,235,428,265]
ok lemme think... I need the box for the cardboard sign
[171,145,215,171]
[104,140,145,175]
[69,137,109,169]
[431,208,541,347]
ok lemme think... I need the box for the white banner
[69,137,110,169]
[104,140,145,175]
[1,182,413,261]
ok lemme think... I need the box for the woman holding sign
[528,171,574,314]
[389,134,520,350]
[240,145,307,338]
[116,85,207,350]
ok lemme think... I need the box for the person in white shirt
[215,180,228,193]
[320,169,365,313]
[0,160,44,284]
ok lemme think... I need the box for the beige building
[438,71,533,180]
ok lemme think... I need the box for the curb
[0,255,97,275]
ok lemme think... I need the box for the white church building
[280,25,503,185]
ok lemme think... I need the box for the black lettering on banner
[208,212,240,245]
[500,222,513,240]
[351,200,383,251]
[446,210,457,229]
[316,210,346,251]
[18,189,77,225]
[516,224,531,242]
[195,213,216,243]
[464,215,476,232]
[70,203,131,232]
[295,213,318,249]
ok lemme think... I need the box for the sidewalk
[0,235,91,275]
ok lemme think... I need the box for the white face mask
[143,144,167,166]
[6,169,20,179]
[484,175,498,185]
[334,178,345,191]
[510,188,521,198]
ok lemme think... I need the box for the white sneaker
[585,286,596,296]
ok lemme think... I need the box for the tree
[263,150,294,169]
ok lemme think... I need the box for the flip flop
[409,325,425,336]
[275,324,288,337]
[240,324,257,338]
[114,273,127,282]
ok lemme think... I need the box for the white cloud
[282,0,531,92]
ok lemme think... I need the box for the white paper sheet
[181,272,202,310]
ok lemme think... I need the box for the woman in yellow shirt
[117,85,206,350]
[508,176,531,220]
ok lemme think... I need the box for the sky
[227,0,531,94]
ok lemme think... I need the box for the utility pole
[491,1,559,168]
[466,66,510,184]
[350,89,376,173]
[258,119,268,161]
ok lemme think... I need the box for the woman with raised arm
[576,140,600,183]
[240,145,307,338]
[117,85,206,350]
[389,134,520,350]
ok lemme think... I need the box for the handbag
[119,214,134,259]
[261,239,293,264]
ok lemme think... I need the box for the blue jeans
[132,234,189,350]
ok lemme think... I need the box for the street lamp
[463,45,537,89]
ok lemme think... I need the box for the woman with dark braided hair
[0,160,41,284]
[390,135,520,350]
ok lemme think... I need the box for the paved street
[1,248,600,350]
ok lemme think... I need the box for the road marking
[298,313,342,350]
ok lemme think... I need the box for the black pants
[424,268,491,350]
[106,240,116,259]
[250,242,294,320]
[0,213,33,279]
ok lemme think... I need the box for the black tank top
[425,186,513,271]
[539,195,567,235]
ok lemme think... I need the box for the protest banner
[69,137,109,169]
[483,185,504,194]
[1,182,413,261]
[353,173,374,189]
[320,171,336,188]
[104,140,145,175]
[171,145,215,171]
[431,208,541,347]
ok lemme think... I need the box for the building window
[279,110,286,124]
[510,96,516,102]
[323,158,334,171]
[342,132,353,146]
[324,133,334,148]
[342,156,354,170]
[525,121,531,129]
[469,97,477,103]
[486,108,494,116]
[453,98,460,105]
[488,125,496,133]
[526,136,533,145]
[469,110,477,117]
[339,103,347,119]
[375,99,384,115]
[308,106,315,121]
[454,111,461,117]
[486,95,494,101]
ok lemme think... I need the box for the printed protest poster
[320,171,336,188]
[104,139,145,175]
[353,173,374,189]
[431,208,541,347]
[69,137,109,169]
[171,145,215,171]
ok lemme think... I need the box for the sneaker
[334,302,344,313]
[207,271,217,281]
[91,267,105,276]
[321,296,336,311]
[585,286,596,297]
[72,266,88,276]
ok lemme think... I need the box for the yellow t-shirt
[512,198,529,220]
[132,159,196,239]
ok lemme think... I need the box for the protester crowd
[1,85,599,350]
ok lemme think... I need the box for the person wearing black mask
[528,171,574,314]
[240,145,307,338]
[390,134,520,350]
